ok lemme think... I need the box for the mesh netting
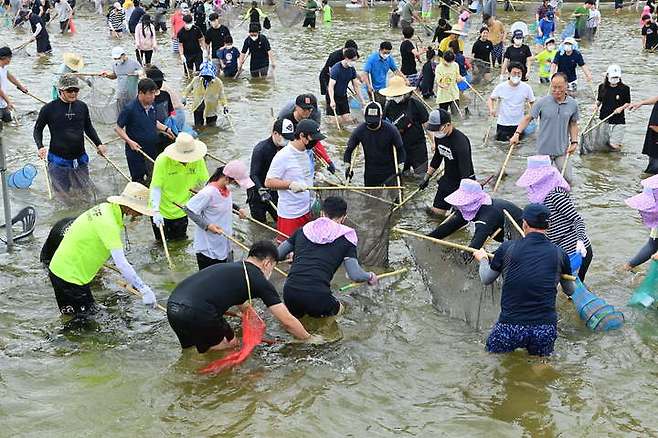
[82,77,119,125]
[47,163,98,205]
[628,260,658,308]
[316,188,395,267]
[198,305,266,374]
[276,0,304,28]
[504,214,523,241]
[579,121,611,155]
[405,235,501,331]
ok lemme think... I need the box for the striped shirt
[543,187,590,255]
[108,10,125,32]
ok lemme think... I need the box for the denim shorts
[486,322,558,356]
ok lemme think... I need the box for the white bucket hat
[107,182,154,216]
[162,132,207,163]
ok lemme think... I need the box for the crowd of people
[2,0,658,362]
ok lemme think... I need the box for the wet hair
[551,72,568,84]
[508,62,524,74]
[248,240,279,262]
[344,47,358,60]
[443,50,455,62]
[426,47,436,62]
[225,35,233,44]
[448,39,461,54]
[208,166,226,183]
[183,14,193,24]
[379,41,393,51]
[137,78,158,93]
[321,196,348,219]
[402,26,414,39]
[209,12,219,21]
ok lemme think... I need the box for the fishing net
[198,305,266,374]
[316,188,395,267]
[217,4,239,27]
[469,59,495,87]
[276,0,304,28]
[47,162,98,206]
[579,121,611,155]
[405,235,501,331]
[81,77,119,125]
[628,259,658,309]
[503,213,523,241]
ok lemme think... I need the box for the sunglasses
[63,88,80,93]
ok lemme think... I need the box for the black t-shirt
[128,6,145,33]
[169,261,281,314]
[250,137,280,189]
[205,25,231,58]
[642,103,658,158]
[472,39,494,63]
[419,60,435,94]
[319,48,345,95]
[283,229,358,296]
[29,14,48,40]
[177,26,204,55]
[643,22,658,49]
[153,89,174,122]
[384,97,429,146]
[597,83,630,125]
[400,39,417,76]
[428,198,522,249]
[344,121,406,184]
[241,34,271,71]
[503,45,532,78]
[430,128,475,183]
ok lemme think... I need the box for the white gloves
[576,240,587,257]
[140,285,156,306]
[152,212,164,227]
[289,181,308,193]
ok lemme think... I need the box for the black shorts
[433,178,459,210]
[404,141,428,173]
[0,107,11,123]
[152,216,188,241]
[36,38,52,54]
[333,95,350,116]
[167,301,234,353]
[59,19,69,32]
[196,252,227,271]
[283,288,340,318]
[496,124,519,142]
[250,66,269,77]
[302,16,316,28]
[48,270,96,315]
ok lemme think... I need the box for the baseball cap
[364,101,382,124]
[522,203,550,229]
[295,119,326,141]
[273,118,295,141]
[544,37,556,46]
[607,64,622,78]
[563,37,577,46]
[223,160,255,189]
[513,29,524,39]
[295,94,316,110]
[111,46,126,59]
[426,109,451,131]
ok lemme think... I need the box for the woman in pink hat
[516,155,593,280]
[182,161,253,270]
[623,175,658,271]
[427,178,522,249]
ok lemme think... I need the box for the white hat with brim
[163,132,207,163]
[379,76,415,97]
[62,52,84,71]
[107,182,154,216]
[446,29,467,36]
[111,46,126,59]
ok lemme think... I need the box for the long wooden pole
[493,144,514,193]
[391,145,403,204]
[221,231,289,277]
[392,169,443,212]
[503,209,524,237]
[41,158,52,200]
[158,224,174,269]
[338,268,408,292]
[234,208,289,239]
[561,152,571,177]
[582,110,618,137]
[118,281,168,312]
[206,152,227,164]
[413,90,433,111]
[307,185,404,191]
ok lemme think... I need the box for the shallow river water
[2,4,658,437]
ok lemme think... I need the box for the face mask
[347,60,357,68]
[184,23,193,30]
[564,44,573,52]
[513,38,522,46]
[435,130,447,139]
[367,121,381,130]
[391,96,405,104]
[275,136,288,147]
[250,35,258,41]
[380,53,390,60]
[304,138,318,150]
[609,77,620,85]
[546,44,555,51]
[510,76,521,85]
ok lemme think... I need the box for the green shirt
[574,6,587,27]
[535,49,557,78]
[306,0,317,19]
[151,154,209,219]
[49,203,124,285]
[323,4,332,22]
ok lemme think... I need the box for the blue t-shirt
[539,18,555,38]
[217,46,240,76]
[363,51,398,91]
[329,62,357,97]
[117,98,159,154]
[552,50,585,83]
[490,232,571,325]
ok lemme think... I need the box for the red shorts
[276,213,312,241]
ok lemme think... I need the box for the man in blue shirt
[115,78,175,184]
[217,36,240,78]
[328,47,365,125]
[362,41,407,108]
[550,37,592,94]
[473,203,575,357]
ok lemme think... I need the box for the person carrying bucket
[473,203,576,357]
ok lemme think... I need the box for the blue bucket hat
[199,60,217,78]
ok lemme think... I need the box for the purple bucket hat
[516,155,570,203]
[625,175,658,211]
[445,179,492,220]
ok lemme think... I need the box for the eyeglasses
[64,88,80,93]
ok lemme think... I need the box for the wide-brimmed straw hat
[107,182,153,216]
[162,132,207,163]
[62,52,84,71]
[445,178,492,207]
[516,155,553,187]
[379,76,415,97]
[446,29,467,36]
[626,175,658,211]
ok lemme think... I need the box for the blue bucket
[523,120,537,136]
[8,164,37,189]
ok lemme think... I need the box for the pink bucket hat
[445,178,491,207]
[223,160,254,189]
[516,155,554,187]
[625,175,658,211]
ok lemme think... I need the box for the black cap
[364,101,382,124]
[0,46,12,59]
[295,119,326,141]
[183,15,193,23]
[426,109,451,131]
[273,118,295,141]
[295,93,316,110]
[522,203,551,229]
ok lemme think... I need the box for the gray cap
[426,109,451,131]
[57,73,79,90]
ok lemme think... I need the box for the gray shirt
[112,58,142,102]
[399,2,414,22]
[530,95,579,156]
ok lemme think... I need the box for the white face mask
[184,23,193,30]
[513,38,523,46]
[609,77,620,85]
[347,60,357,68]
[250,35,258,41]
[564,44,573,52]
[546,44,556,51]
[391,96,405,104]
[510,76,522,85]
[435,130,447,139]
[381,53,390,60]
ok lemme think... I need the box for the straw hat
[379,76,415,97]
[162,132,207,163]
[446,29,467,36]
[62,52,84,71]
[107,182,154,216]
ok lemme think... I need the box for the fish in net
[276,0,305,28]
[316,188,395,267]
[405,235,502,331]
[81,77,119,125]
[579,120,612,155]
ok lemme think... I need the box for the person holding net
[182,60,229,127]
[101,46,143,114]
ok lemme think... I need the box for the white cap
[180,2,189,9]
[111,46,126,59]
[113,1,121,8]
[563,37,577,46]
[607,64,622,78]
